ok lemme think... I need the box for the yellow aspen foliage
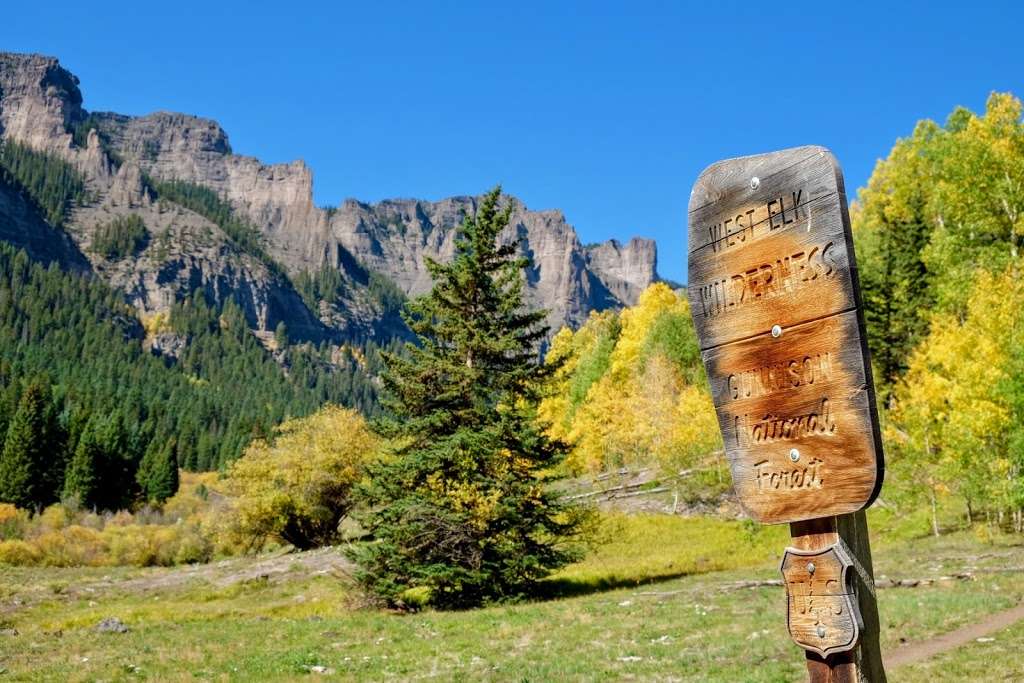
[539,310,620,448]
[537,326,581,445]
[889,266,1022,529]
[924,93,1024,314]
[608,283,681,383]
[224,405,379,550]
[539,283,721,475]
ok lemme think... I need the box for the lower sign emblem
[780,542,862,657]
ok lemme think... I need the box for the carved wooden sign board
[687,146,884,525]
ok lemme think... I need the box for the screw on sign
[687,146,886,682]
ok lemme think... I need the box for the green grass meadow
[2,513,1023,681]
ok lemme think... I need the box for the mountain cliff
[0,52,660,345]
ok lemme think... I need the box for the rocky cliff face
[0,53,83,153]
[0,51,661,342]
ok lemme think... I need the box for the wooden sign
[780,542,861,657]
[687,146,884,524]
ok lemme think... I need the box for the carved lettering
[739,398,837,445]
[754,458,825,492]
[788,573,844,622]
[697,241,838,319]
[727,352,833,400]
[706,188,809,253]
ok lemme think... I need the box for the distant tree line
[90,214,149,260]
[0,240,389,511]
[0,139,89,228]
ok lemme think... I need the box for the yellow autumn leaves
[224,405,379,549]
[539,283,722,475]
[887,266,1024,528]
[858,92,1024,530]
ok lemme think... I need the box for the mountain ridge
[0,51,660,344]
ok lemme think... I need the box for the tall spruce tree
[349,187,584,609]
[0,381,60,508]
[63,420,102,508]
[855,122,938,395]
[137,437,179,504]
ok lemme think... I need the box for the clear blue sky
[4,1,1023,283]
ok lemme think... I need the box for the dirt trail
[886,601,1024,668]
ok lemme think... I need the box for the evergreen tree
[137,437,179,504]
[94,413,138,510]
[854,121,938,394]
[274,321,289,348]
[63,420,102,508]
[349,187,584,609]
[0,381,57,508]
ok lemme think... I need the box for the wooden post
[790,512,886,683]
[686,146,888,682]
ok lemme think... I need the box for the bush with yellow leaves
[0,475,221,567]
[540,283,723,480]
[223,404,379,551]
[0,503,29,540]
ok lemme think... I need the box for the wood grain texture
[688,146,836,254]
[686,145,884,524]
[702,310,881,523]
[687,196,854,350]
[781,543,860,657]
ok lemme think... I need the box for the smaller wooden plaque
[780,542,862,657]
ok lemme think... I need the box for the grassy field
[1,514,1023,681]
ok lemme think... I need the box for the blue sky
[3,1,1023,283]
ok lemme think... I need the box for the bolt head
[807,562,815,575]
[750,176,760,190]
[816,625,826,638]
[771,324,782,338]
[789,448,800,462]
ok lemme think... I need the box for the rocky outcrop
[83,88,660,333]
[584,238,659,308]
[0,53,83,154]
[0,50,661,343]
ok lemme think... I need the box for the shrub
[105,525,159,566]
[163,472,222,520]
[172,524,214,565]
[0,503,28,540]
[35,526,107,567]
[0,539,41,565]
[224,405,378,550]
[37,504,73,532]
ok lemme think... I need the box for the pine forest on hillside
[0,140,392,511]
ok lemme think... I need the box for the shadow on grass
[537,570,696,600]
